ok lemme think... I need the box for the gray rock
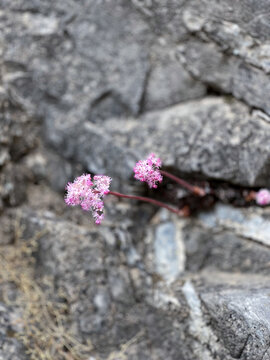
[0,96,39,211]
[0,213,14,245]
[179,274,270,360]
[6,197,270,360]
[144,45,206,111]
[24,147,76,192]
[179,203,270,274]
[182,0,270,42]
[131,0,189,42]
[0,303,28,360]
[3,0,270,358]
[1,0,208,194]
[13,207,192,359]
[46,96,270,188]
[175,0,270,115]
[3,1,150,118]
[184,225,270,274]
[154,222,180,282]
[147,211,186,283]
[178,39,270,115]
[182,280,231,360]
[2,0,203,133]
[198,203,270,247]
[200,281,270,360]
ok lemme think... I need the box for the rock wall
[1,1,270,359]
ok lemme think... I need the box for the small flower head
[134,153,163,189]
[256,189,270,206]
[93,175,111,195]
[65,174,111,224]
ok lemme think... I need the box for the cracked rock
[199,280,270,360]
[45,97,270,188]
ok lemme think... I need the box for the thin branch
[160,170,205,196]
[109,191,184,215]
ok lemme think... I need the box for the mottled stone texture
[0,303,28,360]
[50,97,270,187]
[2,0,270,359]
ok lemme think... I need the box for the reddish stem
[245,190,257,202]
[109,191,184,216]
[160,170,206,196]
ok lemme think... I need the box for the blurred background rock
[1,1,270,359]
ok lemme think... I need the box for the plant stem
[109,191,184,215]
[160,170,205,196]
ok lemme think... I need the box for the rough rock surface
[2,0,270,359]
[5,202,270,360]
[45,97,270,188]
[200,282,270,360]
[0,302,28,360]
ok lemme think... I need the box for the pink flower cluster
[256,189,270,206]
[65,174,111,224]
[65,153,270,225]
[65,154,164,224]
[133,153,163,189]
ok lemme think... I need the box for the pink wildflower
[256,189,270,206]
[93,175,111,195]
[65,174,111,224]
[134,153,163,189]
